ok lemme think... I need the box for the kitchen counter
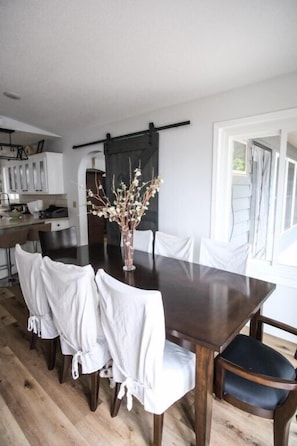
[0,215,69,231]
[0,214,70,280]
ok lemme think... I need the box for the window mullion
[290,163,297,227]
[272,129,287,265]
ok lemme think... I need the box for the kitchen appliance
[10,203,28,214]
[27,200,44,218]
[0,193,11,211]
[42,205,68,218]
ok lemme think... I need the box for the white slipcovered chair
[95,268,195,446]
[14,244,58,370]
[40,257,111,411]
[154,231,194,262]
[121,229,153,253]
[199,237,249,275]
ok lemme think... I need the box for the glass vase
[122,228,136,271]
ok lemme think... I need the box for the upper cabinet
[2,152,64,194]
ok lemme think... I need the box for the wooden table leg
[249,308,263,340]
[195,345,214,446]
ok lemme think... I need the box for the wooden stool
[0,228,29,282]
[27,223,52,252]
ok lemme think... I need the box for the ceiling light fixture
[3,91,21,100]
[0,128,27,160]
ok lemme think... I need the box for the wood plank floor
[0,284,296,446]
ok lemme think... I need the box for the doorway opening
[86,169,106,246]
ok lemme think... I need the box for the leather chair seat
[216,334,296,410]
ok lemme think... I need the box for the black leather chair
[214,317,297,446]
[39,226,77,257]
[250,314,297,360]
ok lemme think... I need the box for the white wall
[54,71,297,341]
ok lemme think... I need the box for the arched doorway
[77,150,105,247]
[86,168,106,245]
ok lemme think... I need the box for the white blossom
[87,166,162,232]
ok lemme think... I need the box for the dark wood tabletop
[50,243,276,446]
[54,243,275,351]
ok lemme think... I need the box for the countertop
[0,215,69,230]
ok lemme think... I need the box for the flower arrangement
[87,167,162,232]
[87,166,162,271]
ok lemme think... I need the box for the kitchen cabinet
[44,218,70,231]
[2,152,64,194]
[18,161,30,192]
[4,162,30,193]
[5,164,21,192]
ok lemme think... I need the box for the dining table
[50,243,276,446]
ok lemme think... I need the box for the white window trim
[212,108,297,287]
[283,157,297,231]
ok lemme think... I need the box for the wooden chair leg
[47,338,58,371]
[153,413,164,446]
[89,371,100,412]
[60,355,72,383]
[111,382,122,417]
[273,416,290,446]
[30,332,38,350]
[213,359,224,399]
[274,392,297,446]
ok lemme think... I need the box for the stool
[27,223,52,252]
[0,228,29,282]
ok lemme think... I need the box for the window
[284,158,297,230]
[232,140,247,174]
[212,109,297,286]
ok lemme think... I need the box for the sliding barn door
[104,133,159,245]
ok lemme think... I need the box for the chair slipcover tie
[117,374,147,411]
[27,310,56,338]
[27,315,41,336]
[63,342,113,387]
[72,350,83,379]
[60,333,110,379]
[72,346,111,380]
[118,377,134,411]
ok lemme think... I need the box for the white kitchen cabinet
[4,160,31,193]
[2,152,64,194]
[28,152,64,194]
[5,164,19,192]
[18,161,30,192]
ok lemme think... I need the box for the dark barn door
[104,132,159,245]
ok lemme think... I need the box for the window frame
[212,108,297,287]
[283,157,297,231]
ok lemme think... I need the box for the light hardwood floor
[0,284,296,446]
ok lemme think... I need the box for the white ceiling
[1,0,297,144]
